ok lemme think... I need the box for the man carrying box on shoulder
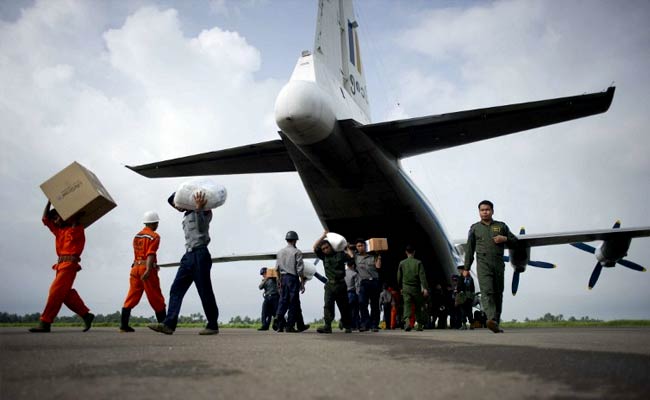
[29,201,94,333]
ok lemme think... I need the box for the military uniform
[464,220,517,324]
[275,244,304,331]
[397,256,429,330]
[315,248,351,331]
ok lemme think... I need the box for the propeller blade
[512,271,520,296]
[617,258,646,272]
[588,262,603,290]
[529,260,556,269]
[612,220,621,229]
[571,242,597,254]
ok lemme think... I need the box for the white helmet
[143,211,160,224]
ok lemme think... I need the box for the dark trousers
[323,282,351,329]
[460,300,474,325]
[276,274,300,327]
[261,294,279,329]
[348,290,359,329]
[164,247,219,330]
[359,279,380,329]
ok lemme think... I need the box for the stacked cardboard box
[40,161,117,228]
[367,238,388,252]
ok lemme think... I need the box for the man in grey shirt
[149,191,220,335]
[274,230,305,333]
[344,257,360,330]
[347,238,382,332]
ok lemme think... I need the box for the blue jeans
[359,279,380,329]
[261,294,279,328]
[164,247,219,330]
[348,290,360,330]
[276,274,300,327]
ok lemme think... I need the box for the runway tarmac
[2,326,649,399]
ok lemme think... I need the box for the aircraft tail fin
[313,0,370,120]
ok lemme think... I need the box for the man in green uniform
[313,231,352,334]
[397,245,429,331]
[464,200,518,333]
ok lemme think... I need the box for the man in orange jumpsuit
[119,211,167,332]
[29,201,94,333]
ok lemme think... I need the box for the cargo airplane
[128,0,649,293]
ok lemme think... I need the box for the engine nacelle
[596,238,631,268]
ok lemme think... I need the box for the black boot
[82,312,94,332]
[155,309,167,323]
[120,308,134,332]
[29,321,51,333]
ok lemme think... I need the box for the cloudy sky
[1,0,648,323]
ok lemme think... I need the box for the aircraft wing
[515,226,650,247]
[358,87,615,159]
[127,139,295,178]
[158,250,317,268]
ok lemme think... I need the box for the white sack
[325,232,347,252]
[303,261,316,281]
[173,178,227,210]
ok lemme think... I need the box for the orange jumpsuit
[122,226,166,313]
[40,216,90,323]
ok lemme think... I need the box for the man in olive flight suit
[313,231,352,334]
[397,245,429,331]
[464,200,518,333]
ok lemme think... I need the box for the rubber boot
[82,312,94,332]
[155,309,167,323]
[29,321,51,333]
[120,308,134,332]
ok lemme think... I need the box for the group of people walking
[261,200,517,334]
[32,194,515,336]
[30,191,220,335]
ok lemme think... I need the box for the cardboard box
[366,238,388,252]
[40,161,117,228]
[265,268,278,278]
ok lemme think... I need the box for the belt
[57,255,80,263]
[186,245,207,253]
[133,260,147,266]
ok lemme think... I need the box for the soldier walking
[463,200,517,333]
[314,232,352,333]
[397,245,429,331]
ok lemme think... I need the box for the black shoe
[359,327,368,332]
[148,323,174,335]
[297,324,310,332]
[405,325,412,332]
[119,326,135,333]
[316,326,332,334]
[257,327,269,331]
[372,328,379,332]
[285,326,298,333]
[82,313,94,332]
[344,328,352,333]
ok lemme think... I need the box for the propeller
[570,220,647,289]
[507,227,557,295]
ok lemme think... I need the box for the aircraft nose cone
[274,80,336,145]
